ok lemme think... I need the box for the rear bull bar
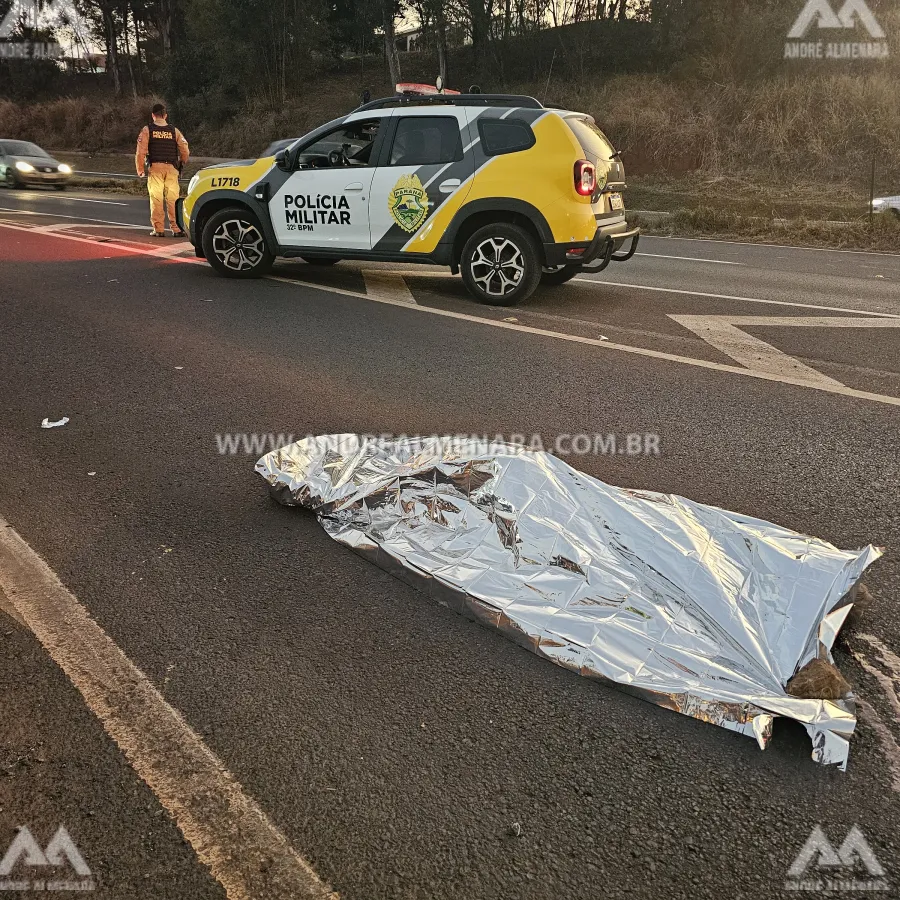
[565,226,640,273]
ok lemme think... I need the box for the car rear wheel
[301,256,341,266]
[460,223,541,306]
[202,207,274,279]
[541,265,579,286]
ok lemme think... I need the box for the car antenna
[542,49,556,105]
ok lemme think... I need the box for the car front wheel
[460,223,541,306]
[202,207,274,279]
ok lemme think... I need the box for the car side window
[295,119,381,170]
[388,116,462,167]
[478,119,536,156]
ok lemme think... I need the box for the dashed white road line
[0,517,336,900]
[362,270,417,305]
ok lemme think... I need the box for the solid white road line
[61,197,130,206]
[855,697,900,794]
[0,517,336,900]
[0,221,203,262]
[669,315,900,390]
[577,277,900,318]
[0,207,145,228]
[635,252,744,266]
[859,634,900,685]
[380,269,900,319]
[362,270,417,305]
[644,234,900,258]
[266,272,900,407]
[4,221,900,407]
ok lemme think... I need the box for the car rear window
[389,116,462,166]
[565,117,616,162]
[478,118,535,156]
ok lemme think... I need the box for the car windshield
[262,138,296,157]
[3,141,50,158]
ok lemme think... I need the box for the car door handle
[344,182,364,192]
[438,179,461,194]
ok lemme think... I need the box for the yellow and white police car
[178,86,639,306]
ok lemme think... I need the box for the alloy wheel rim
[470,237,525,297]
[211,219,265,272]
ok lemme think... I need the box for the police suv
[178,86,639,306]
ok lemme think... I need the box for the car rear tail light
[574,160,595,196]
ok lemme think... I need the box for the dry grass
[629,206,900,252]
[4,66,899,181]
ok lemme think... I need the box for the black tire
[202,206,274,279]
[4,170,22,189]
[460,222,541,306]
[540,265,579,286]
[301,256,340,266]
[54,184,67,191]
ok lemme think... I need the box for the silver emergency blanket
[256,435,881,769]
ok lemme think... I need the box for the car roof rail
[355,94,544,112]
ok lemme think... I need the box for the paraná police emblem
[388,173,429,233]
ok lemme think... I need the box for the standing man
[135,103,190,237]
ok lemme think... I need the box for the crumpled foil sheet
[256,435,881,769]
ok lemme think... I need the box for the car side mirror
[275,148,292,171]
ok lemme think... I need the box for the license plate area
[609,192,624,211]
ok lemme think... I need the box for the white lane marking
[576,278,900,319]
[0,206,145,228]
[855,697,900,793]
[138,241,197,259]
[850,650,900,723]
[348,268,900,319]
[0,517,336,900]
[644,234,900,259]
[669,315,900,389]
[634,252,744,266]
[362,270,417,305]
[858,634,900,683]
[0,221,203,263]
[61,197,130,206]
[265,272,900,407]
[4,221,900,407]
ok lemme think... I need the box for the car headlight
[15,161,34,173]
[58,163,72,174]
[188,174,199,195]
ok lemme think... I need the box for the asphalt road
[1,187,899,899]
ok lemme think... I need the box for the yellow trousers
[148,163,180,233]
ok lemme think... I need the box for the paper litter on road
[40,417,69,428]
[256,434,882,770]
